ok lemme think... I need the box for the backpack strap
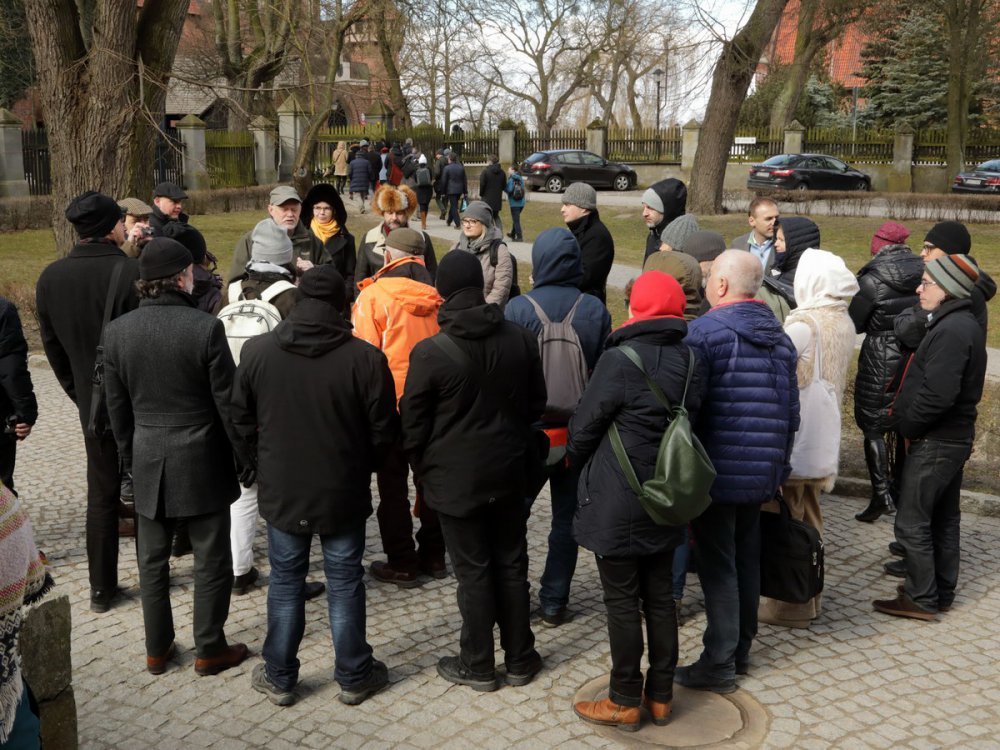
[523,295,552,325]
[260,279,296,303]
[563,294,585,325]
[617,343,695,413]
[227,280,243,304]
[488,238,501,268]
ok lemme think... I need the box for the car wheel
[795,181,809,192]
[612,174,631,192]
[855,180,870,191]
[545,175,564,193]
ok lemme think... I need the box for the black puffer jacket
[848,245,922,432]
[569,318,705,557]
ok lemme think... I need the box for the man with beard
[355,185,438,284]
[641,178,687,260]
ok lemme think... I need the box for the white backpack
[217,279,296,364]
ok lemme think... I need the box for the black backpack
[488,239,520,299]
[510,174,525,201]
[415,165,433,186]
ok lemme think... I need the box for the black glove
[120,472,134,503]
[238,463,256,489]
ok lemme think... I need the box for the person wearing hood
[352,228,446,588]
[570,271,706,731]
[452,200,514,308]
[400,250,547,692]
[849,224,922,523]
[643,250,703,321]
[356,184,438,285]
[413,154,434,229]
[103,238,253,678]
[758,216,820,322]
[678,250,799,693]
[231,265,399,707]
[641,178,687,260]
[758,249,859,629]
[478,155,507,230]
[161,220,223,314]
[561,183,615,303]
[301,183,357,309]
[657,214,700,253]
[505,228,611,628]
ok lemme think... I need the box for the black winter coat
[103,292,248,519]
[567,210,615,303]
[478,163,506,215]
[231,299,398,535]
[148,206,189,236]
[848,245,922,432]
[569,318,705,557]
[35,241,140,433]
[400,289,547,517]
[441,162,468,196]
[0,298,37,426]
[888,298,986,442]
[301,183,358,304]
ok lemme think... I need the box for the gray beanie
[642,187,664,213]
[683,230,727,262]
[562,182,597,211]
[251,219,294,265]
[925,255,979,300]
[659,214,700,251]
[462,200,493,226]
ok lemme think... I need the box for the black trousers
[595,549,678,706]
[83,434,122,591]
[137,510,233,658]
[437,497,539,676]
[447,195,462,227]
[0,433,16,492]
[375,442,444,571]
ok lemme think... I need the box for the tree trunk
[943,0,984,177]
[769,0,822,129]
[374,6,411,130]
[24,0,189,253]
[689,0,791,215]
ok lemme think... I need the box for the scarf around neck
[311,217,340,245]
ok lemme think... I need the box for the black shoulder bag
[86,261,126,438]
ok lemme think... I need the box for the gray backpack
[524,294,589,421]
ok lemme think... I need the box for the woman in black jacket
[570,270,705,731]
[758,216,820,322]
[302,183,357,308]
[848,237,922,522]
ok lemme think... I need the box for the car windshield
[975,160,1000,172]
[523,153,548,165]
[761,155,798,167]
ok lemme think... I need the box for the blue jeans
[509,207,523,239]
[538,461,580,615]
[690,504,761,679]
[672,528,690,601]
[262,522,373,691]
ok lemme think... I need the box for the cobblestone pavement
[18,366,1000,749]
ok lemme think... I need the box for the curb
[834,475,1000,518]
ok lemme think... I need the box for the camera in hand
[4,415,18,435]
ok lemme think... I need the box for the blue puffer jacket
[504,228,611,376]
[685,300,800,504]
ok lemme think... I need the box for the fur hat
[372,184,418,219]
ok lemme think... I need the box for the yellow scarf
[311,217,340,245]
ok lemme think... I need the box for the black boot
[856,436,896,522]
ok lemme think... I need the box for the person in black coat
[641,179,687,260]
[478,156,506,226]
[0,297,37,493]
[440,154,469,228]
[35,191,140,612]
[849,239,922,522]
[231,266,398,706]
[561,182,615,303]
[301,183,358,308]
[400,250,546,692]
[149,182,189,235]
[103,238,252,676]
[569,270,705,730]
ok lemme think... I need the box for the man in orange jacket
[353,228,446,586]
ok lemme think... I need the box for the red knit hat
[871,221,910,255]
[623,270,686,325]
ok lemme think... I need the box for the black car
[521,149,636,193]
[747,153,871,191]
[951,159,1000,193]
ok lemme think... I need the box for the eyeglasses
[460,219,480,226]
[918,278,938,288]
[921,243,937,253]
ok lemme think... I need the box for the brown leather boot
[574,697,641,732]
[642,695,672,726]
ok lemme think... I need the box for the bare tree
[688,0,791,214]
[940,0,989,175]
[23,0,189,251]
[368,0,411,128]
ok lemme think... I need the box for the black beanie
[435,250,484,299]
[298,265,346,312]
[924,221,971,256]
[139,238,192,280]
[160,221,207,265]
[65,191,121,239]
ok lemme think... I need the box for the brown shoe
[370,560,421,588]
[118,517,136,538]
[194,643,250,676]
[574,697,641,732]
[896,584,951,613]
[419,558,448,580]
[642,695,672,726]
[873,594,937,621]
[147,642,176,675]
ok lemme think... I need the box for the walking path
[20,364,1000,748]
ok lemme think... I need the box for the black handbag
[86,261,125,439]
[759,492,824,604]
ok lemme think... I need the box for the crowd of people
[0,152,992,742]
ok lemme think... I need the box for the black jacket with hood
[567,210,615,303]
[231,297,399,535]
[478,162,507,216]
[643,178,687,259]
[761,216,820,308]
[301,183,358,303]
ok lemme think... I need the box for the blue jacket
[504,228,610,375]
[685,300,799,504]
[348,156,372,193]
[505,174,526,209]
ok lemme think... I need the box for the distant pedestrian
[440,153,468,228]
[504,165,526,242]
[478,155,506,231]
[349,150,373,214]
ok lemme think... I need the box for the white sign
[734,136,757,145]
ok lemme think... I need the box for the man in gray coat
[104,238,253,677]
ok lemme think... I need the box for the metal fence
[155,127,185,188]
[607,127,682,163]
[205,130,255,188]
[21,128,50,196]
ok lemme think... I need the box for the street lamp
[653,68,664,159]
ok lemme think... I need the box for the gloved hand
[238,463,256,489]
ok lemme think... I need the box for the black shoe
[736,660,749,676]
[539,608,567,628]
[252,663,296,706]
[505,655,543,687]
[857,438,896,522]
[90,587,119,613]
[232,566,259,595]
[889,541,906,558]
[436,656,498,692]
[339,659,389,705]
[883,559,906,578]
[674,664,736,694]
[304,580,326,600]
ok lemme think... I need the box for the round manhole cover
[573,675,769,748]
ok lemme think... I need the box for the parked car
[747,153,871,191]
[521,149,637,193]
[951,159,1000,193]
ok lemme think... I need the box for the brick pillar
[277,95,310,182]
[498,127,516,167]
[586,123,607,159]
[681,119,700,171]
[783,120,805,154]
[250,116,277,186]
[0,109,30,197]
[175,114,209,191]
